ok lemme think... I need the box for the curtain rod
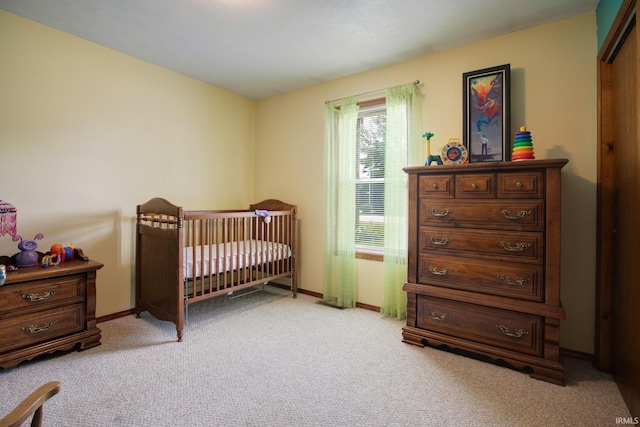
[324,80,420,104]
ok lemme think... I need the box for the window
[355,99,386,255]
[323,83,419,313]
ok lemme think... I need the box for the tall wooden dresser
[402,159,568,385]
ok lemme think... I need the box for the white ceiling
[0,0,599,100]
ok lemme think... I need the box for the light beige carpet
[0,286,631,426]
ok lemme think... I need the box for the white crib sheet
[184,239,291,279]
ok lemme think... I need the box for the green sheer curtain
[323,98,359,308]
[380,84,422,319]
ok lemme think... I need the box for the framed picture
[462,64,510,162]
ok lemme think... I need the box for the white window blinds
[355,104,386,250]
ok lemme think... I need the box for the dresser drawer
[419,226,543,264]
[455,173,495,198]
[419,199,544,231]
[418,254,543,301]
[0,275,83,316]
[498,171,544,198]
[419,175,454,198]
[0,304,85,353]
[416,295,542,356]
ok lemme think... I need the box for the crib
[135,197,297,341]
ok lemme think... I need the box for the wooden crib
[135,198,297,341]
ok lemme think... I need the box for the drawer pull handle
[471,183,478,189]
[427,310,449,321]
[497,275,529,286]
[23,290,58,302]
[429,236,452,246]
[499,242,530,252]
[429,208,453,218]
[516,181,523,188]
[497,324,529,338]
[429,266,452,276]
[432,183,439,190]
[499,209,531,220]
[22,320,59,334]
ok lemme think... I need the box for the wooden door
[597,0,640,417]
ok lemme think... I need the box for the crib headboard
[249,199,297,249]
[249,199,296,215]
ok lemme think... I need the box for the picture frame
[462,64,510,162]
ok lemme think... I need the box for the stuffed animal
[12,233,44,267]
[255,209,271,224]
[49,242,75,265]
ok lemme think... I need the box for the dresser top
[404,158,568,174]
[2,259,103,285]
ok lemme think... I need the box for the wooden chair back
[0,382,60,427]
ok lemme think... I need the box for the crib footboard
[135,198,185,340]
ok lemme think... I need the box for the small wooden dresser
[0,250,103,370]
[402,159,568,385]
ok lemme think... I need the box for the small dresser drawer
[419,175,454,198]
[416,295,542,356]
[455,173,495,198]
[498,171,544,198]
[418,254,543,301]
[0,275,83,315]
[420,226,543,264]
[419,199,544,231]
[0,304,85,353]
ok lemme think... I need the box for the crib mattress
[184,239,291,279]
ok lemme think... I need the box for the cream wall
[0,11,256,317]
[255,13,597,354]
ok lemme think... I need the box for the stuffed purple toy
[255,209,271,224]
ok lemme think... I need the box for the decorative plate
[440,139,468,164]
